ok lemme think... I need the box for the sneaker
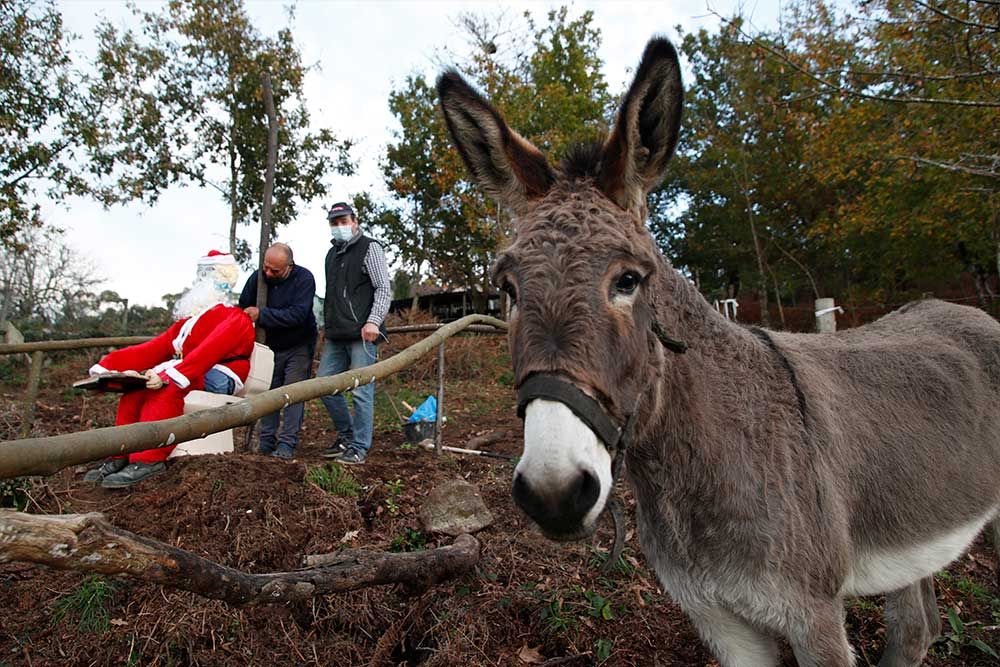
[270,446,295,460]
[336,449,366,465]
[83,458,127,483]
[101,462,166,489]
[321,434,352,459]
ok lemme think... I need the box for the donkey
[438,36,1000,667]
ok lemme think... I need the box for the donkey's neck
[635,259,780,465]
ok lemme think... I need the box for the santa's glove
[143,369,165,390]
[122,370,144,378]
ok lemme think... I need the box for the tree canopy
[363,8,613,291]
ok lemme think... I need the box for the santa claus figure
[83,250,255,488]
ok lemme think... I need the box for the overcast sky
[48,0,781,307]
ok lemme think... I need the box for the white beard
[173,280,233,320]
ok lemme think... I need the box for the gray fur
[439,35,1000,667]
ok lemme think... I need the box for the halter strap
[516,374,633,453]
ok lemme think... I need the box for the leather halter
[514,319,686,461]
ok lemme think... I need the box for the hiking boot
[321,434,352,459]
[83,458,127,483]
[336,449,366,465]
[101,462,166,489]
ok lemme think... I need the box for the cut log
[0,510,479,605]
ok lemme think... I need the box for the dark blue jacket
[239,264,318,351]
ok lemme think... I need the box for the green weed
[305,463,360,497]
[0,477,30,510]
[51,576,116,633]
[389,528,427,553]
[385,478,403,514]
[594,638,614,662]
[944,606,999,659]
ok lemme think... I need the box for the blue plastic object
[408,395,437,422]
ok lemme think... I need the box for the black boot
[83,458,127,483]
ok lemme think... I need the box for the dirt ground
[1,330,999,666]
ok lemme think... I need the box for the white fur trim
[172,303,221,354]
[89,363,112,377]
[164,365,190,389]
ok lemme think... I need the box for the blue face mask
[330,225,354,242]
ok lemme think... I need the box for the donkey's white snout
[512,400,614,539]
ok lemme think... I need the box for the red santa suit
[90,303,255,464]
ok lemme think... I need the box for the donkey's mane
[558,140,607,181]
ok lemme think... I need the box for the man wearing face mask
[238,243,318,459]
[318,202,390,465]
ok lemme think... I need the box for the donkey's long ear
[600,37,683,212]
[437,70,554,215]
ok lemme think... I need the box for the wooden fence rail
[0,315,507,480]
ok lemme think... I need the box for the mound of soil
[1,340,999,666]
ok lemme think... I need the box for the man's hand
[122,370,143,378]
[244,306,260,322]
[361,322,379,342]
[143,369,165,390]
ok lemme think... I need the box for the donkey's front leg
[685,605,779,667]
[789,600,855,667]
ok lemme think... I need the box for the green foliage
[657,1,1000,309]
[365,7,613,288]
[587,545,637,576]
[0,477,31,511]
[583,590,615,621]
[93,0,354,262]
[594,638,613,662]
[384,478,403,514]
[51,576,116,633]
[305,463,360,497]
[944,606,999,659]
[389,528,428,553]
[539,598,574,635]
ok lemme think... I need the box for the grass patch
[51,576,116,633]
[305,463,360,497]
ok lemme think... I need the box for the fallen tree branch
[0,314,507,479]
[0,510,480,605]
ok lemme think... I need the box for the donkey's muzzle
[512,468,600,540]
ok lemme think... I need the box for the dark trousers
[259,340,315,455]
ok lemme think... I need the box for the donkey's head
[438,38,682,540]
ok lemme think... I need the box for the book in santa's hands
[73,372,148,393]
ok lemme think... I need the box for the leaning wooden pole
[0,315,507,479]
[0,511,480,606]
[254,72,279,343]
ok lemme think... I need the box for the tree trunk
[228,122,239,258]
[255,72,279,343]
[0,511,479,606]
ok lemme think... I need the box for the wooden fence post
[19,350,44,439]
[435,342,445,456]
[815,298,841,333]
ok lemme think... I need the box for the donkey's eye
[615,271,641,295]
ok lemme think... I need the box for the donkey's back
[771,299,1000,596]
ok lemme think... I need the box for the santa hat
[197,250,237,267]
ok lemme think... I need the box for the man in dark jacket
[239,243,317,459]
[318,202,390,465]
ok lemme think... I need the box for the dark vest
[323,235,384,341]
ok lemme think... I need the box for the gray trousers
[259,340,314,455]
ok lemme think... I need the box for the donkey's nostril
[512,469,601,535]
[570,469,600,516]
